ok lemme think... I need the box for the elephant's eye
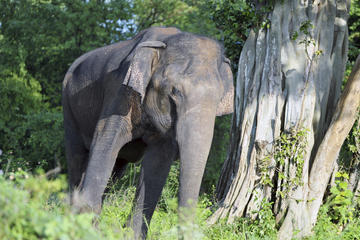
[223,57,231,65]
[171,87,181,96]
[170,87,183,101]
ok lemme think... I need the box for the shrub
[203,114,232,193]
[0,69,43,124]
[0,69,65,172]
[0,69,43,151]
[0,172,103,240]
[0,110,64,172]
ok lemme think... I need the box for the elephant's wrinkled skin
[62,27,234,238]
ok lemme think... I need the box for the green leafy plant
[0,70,44,149]
[259,129,308,199]
[0,110,64,172]
[327,172,354,226]
[204,114,232,193]
[292,20,323,60]
[0,171,106,240]
[249,199,277,239]
[309,171,359,240]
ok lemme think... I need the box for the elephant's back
[63,40,133,94]
[62,27,182,97]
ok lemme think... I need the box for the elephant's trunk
[176,102,217,217]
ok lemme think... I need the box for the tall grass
[0,167,359,239]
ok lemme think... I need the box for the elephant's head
[122,32,234,120]
[122,31,234,208]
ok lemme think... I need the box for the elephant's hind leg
[112,157,129,180]
[63,103,88,196]
[129,137,177,239]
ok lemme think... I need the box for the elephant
[62,27,234,238]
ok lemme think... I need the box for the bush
[202,114,232,193]
[0,69,43,122]
[0,172,103,240]
[0,70,43,150]
[0,69,65,172]
[0,110,64,172]
[2,168,360,240]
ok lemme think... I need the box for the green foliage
[291,20,324,60]
[0,110,64,172]
[0,64,65,172]
[248,199,277,239]
[275,129,308,187]
[149,184,278,240]
[340,113,360,174]
[348,0,360,63]
[0,0,133,106]
[0,68,46,171]
[280,129,307,191]
[2,169,360,239]
[309,206,343,240]
[343,0,360,84]
[291,20,313,41]
[134,0,193,31]
[133,0,218,36]
[208,0,256,67]
[259,155,274,187]
[0,0,135,173]
[203,115,232,193]
[0,69,43,132]
[259,129,308,199]
[158,162,180,212]
[346,117,360,156]
[308,172,360,240]
[208,0,276,69]
[0,172,105,240]
[327,172,354,226]
[204,199,276,240]
[99,185,137,239]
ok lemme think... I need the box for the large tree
[210,1,360,239]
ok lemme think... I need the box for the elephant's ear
[216,58,234,116]
[123,41,166,102]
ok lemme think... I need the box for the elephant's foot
[71,189,102,214]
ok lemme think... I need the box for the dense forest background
[0,0,360,239]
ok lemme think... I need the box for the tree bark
[210,1,356,239]
[306,54,360,227]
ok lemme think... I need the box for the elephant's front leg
[73,114,132,213]
[129,137,177,239]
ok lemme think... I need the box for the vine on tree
[259,129,308,199]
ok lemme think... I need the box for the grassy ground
[0,168,359,240]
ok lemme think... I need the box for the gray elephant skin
[62,27,234,238]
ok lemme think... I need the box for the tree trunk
[210,1,357,239]
[306,54,360,229]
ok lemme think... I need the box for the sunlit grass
[1,169,360,239]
